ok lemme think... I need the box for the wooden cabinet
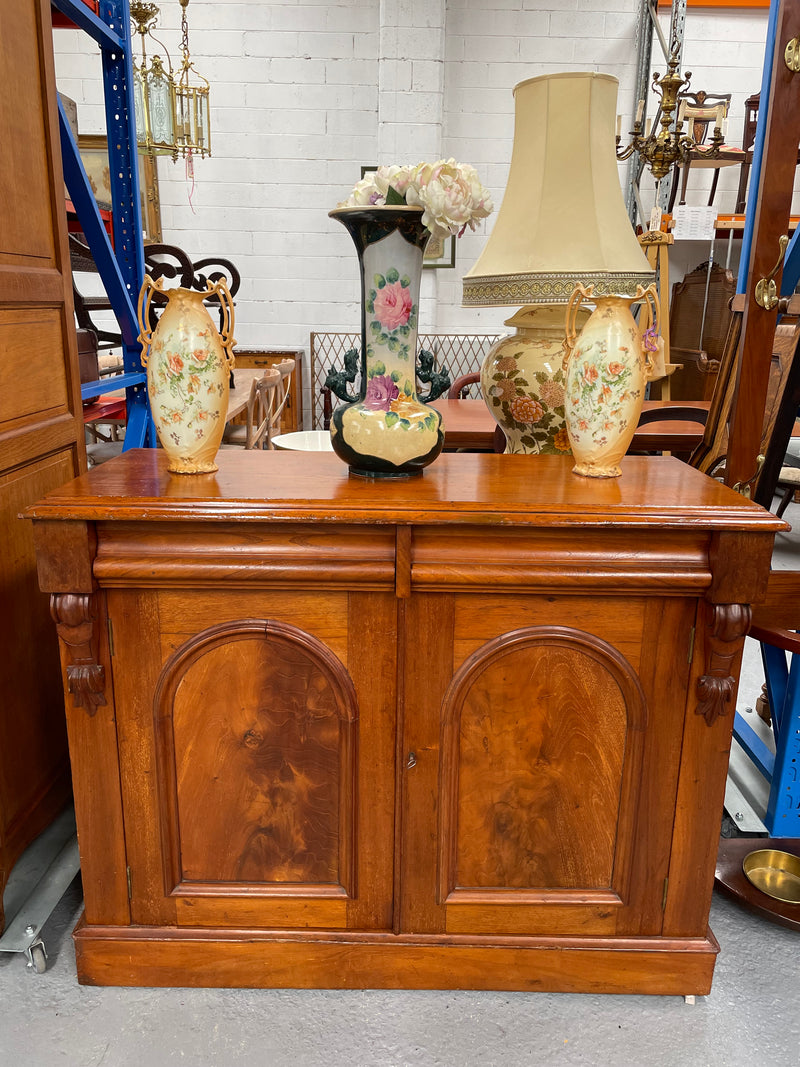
[30,451,783,992]
[0,0,85,929]
[231,347,304,432]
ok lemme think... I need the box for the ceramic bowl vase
[138,275,236,474]
[480,305,590,454]
[562,282,659,478]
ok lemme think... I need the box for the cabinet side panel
[663,600,747,937]
[57,589,130,926]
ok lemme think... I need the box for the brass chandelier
[130,0,211,160]
[615,38,723,182]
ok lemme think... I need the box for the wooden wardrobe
[0,0,85,928]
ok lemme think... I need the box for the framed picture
[359,165,456,269]
[77,134,162,242]
[422,230,456,269]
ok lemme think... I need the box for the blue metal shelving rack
[53,0,154,447]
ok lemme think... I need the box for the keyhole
[406,751,417,769]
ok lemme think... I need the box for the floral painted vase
[327,206,448,478]
[480,304,590,454]
[137,276,236,473]
[562,282,659,478]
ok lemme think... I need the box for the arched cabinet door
[400,592,696,938]
[109,590,396,932]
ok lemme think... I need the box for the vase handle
[639,282,660,375]
[212,279,237,370]
[562,283,593,371]
[136,274,161,367]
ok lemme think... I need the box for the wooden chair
[221,367,281,450]
[447,371,481,399]
[265,358,296,448]
[734,92,800,215]
[667,260,737,402]
[637,306,800,505]
[70,238,241,345]
[667,90,745,212]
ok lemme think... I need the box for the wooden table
[432,398,498,451]
[29,451,784,994]
[225,368,264,422]
[433,398,711,455]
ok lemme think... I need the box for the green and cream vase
[137,275,236,474]
[326,205,449,478]
[480,304,589,454]
[562,282,659,478]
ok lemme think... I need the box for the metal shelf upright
[52,0,154,447]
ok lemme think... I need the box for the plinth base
[72,916,719,994]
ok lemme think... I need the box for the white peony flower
[337,158,493,238]
[338,174,384,207]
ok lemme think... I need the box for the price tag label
[672,206,717,241]
[648,206,662,232]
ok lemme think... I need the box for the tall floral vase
[137,275,236,474]
[562,282,659,478]
[327,206,448,478]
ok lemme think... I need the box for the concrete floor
[1,879,798,1067]
[3,497,800,1067]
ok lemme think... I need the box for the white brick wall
[53,1,780,421]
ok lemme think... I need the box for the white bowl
[272,430,334,452]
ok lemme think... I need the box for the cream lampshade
[463,72,653,305]
[464,72,654,456]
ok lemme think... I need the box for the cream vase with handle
[562,282,659,478]
[138,275,236,473]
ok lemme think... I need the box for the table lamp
[463,72,654,454]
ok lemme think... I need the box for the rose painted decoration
[338,159,493,242]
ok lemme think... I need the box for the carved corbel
[695,603,751,726]
[50,594,107,715]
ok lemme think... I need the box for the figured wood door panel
[444,634,631,892]
[112,590,395,931]
[402,593,691,937]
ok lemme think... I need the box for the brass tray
[742,848,800,904]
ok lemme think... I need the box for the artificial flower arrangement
[338,159,494,241]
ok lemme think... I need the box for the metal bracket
[785,37,800,73]
[755,235,789,309]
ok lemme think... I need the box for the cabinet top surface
[27,451,786,533]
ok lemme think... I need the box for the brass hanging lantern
[130,0,211,161]
[174,0,211,159]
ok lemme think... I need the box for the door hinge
[126,865,132,899]
[662,876,669,911]
[687,625,695,666]
[107,617,115,657]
